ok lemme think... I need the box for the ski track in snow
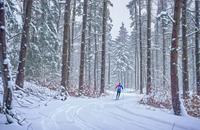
[38,93,200,130]
[1,92,199,130]
[41,101,100,130]
[113,106,183,130]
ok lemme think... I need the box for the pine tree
[100,0,108,94]
[72,0,77,49]
[5,0,21,70]
[139,0,143,94]
[26,0,61,80]
[15,0,33,89]
[182,0,189,98]
[93,0,100,94]
[146,0,152,95]
[0,0,13,117]
[161,0,167,89]
[61,0,71,90]
[170,0,182,116]
[79,0,89,95]
[113,23,131,85]
[195,0,200,95]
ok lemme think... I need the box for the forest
[0,0,200,130]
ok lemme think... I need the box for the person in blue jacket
[115,82,123,100]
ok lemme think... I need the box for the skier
[115,82,123,100]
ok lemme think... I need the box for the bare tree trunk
[66,36,71,87]
[155,0,161,89]
[71,0,76,50]
[134,1,139,90]
[79,0,88,95]
[69,0,77,83]
[154,19,159,88]
[94,42,97,92]
[139,0,143,94]
[97,38,100,88]
[146,0,152,95]
[84,45,88,86]
[56,3,61,33]
[192,49,196,92]
[123,72,126,88]
[131,71,134,89]
[161,0,166,88]
[182,0,189,98]
[16,0,33,89]
[108,53,111,88]
[94,11,97,93]
[170,0,182,116]
[120,71,122,83]
[195,0,200,95]
[88,3,92,88]
[100,0,107,94]
[127,71,129,88]
[61,0,71,90]
[0,0,12,112]
[67,2,72,88]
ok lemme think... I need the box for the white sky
[110,0,132,39]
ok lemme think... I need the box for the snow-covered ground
[0,90,200,130]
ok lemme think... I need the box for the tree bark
[155,0,161,89]
[71,0,77,50]
[93,3,98,93]
[108,53,111,88]
[195,0,200,95]
[16,0,33,89]
[170,0,182,116]
[146,0,152,95]
[123,72,126,88]
[134,1,139,90]
[100,0,107,94]
[0,0,12,111]
[88,3,92,88]
[61,0,71,90]
[70,0,77,81]
[79,0,88,95]
[161,0,166,88]
[139,0,143,94]
[182,0,189,98]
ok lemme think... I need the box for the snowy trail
[39,92,200,130]
[1,91,200,130]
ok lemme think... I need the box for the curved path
[39,92,200,130]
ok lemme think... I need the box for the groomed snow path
[1,91,200,130]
